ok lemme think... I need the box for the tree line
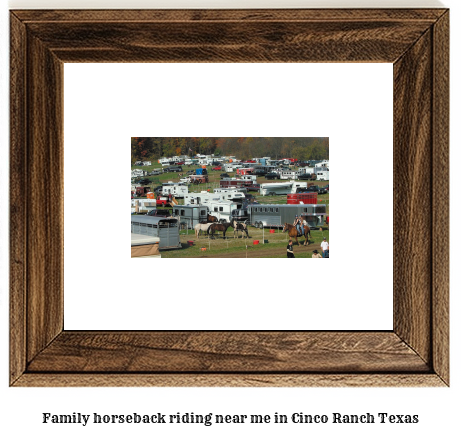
[131,137,329,164]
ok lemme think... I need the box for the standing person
[287,239,295,258]
[321,237,329,258]
[312,249,322,258]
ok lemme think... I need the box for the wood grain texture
[393,29,433,364]
[432,11,449,384]
[10,13,27,385]
[9,9,449,387]
[27,332,429,373]
[27,21,432,63]
[13,374,446,388]
[26,33,64,362]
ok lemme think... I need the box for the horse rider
[293,214,303,236]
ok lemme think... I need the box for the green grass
[161,228,329,258]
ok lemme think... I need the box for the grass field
[160,227,329,258]
[132,161,329,258]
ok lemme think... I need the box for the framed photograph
[10,9,449,386]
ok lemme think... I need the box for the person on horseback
[293,214,302,236]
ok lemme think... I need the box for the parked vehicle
[173,205,209,228]
[248,203,326,229]
[298,173,316,180]
[212,166,222,171]
[265,172,280,180]
[208,200,242,223]
[131,216,181,250]
[161,182,188,198]
[164,166,183,173]
[135,186,151,196]
[246,183,261,192]
[220,173,230,179]
[298,185,320,194]
[147,209,172,217]
[318,186,328,194]
[190,175,209,184]
[259,181,307,196]
[180,177,192,184]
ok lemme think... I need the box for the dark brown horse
[282,222,311,246]
[207,222,233,239]
[206,214,218,223]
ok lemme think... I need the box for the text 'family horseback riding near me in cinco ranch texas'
[131,137,330,259]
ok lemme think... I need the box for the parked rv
[161,182,188,198]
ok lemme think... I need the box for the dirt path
[190,242,322,258]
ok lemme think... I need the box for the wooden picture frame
[10,9,449,387]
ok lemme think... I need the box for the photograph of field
[131,137,329,258]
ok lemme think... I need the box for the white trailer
[259,181,307,196]
[297,167,315,175]
[240,174,257,181]
[208,200,240,223]
[280,170,299,180]
[184,191,222,205]
[316,171,330,181]
[184,190,246,205]
[161,182,188,198]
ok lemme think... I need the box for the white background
[64,63,392,331]
[1,1,459,436]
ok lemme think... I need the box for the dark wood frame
[10,9,449,387]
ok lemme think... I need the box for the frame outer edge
[10,12,28,386]
[12,374,447,388]
[432,10,449,385]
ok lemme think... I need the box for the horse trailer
[259,181,308,196]
[316,171,330,181]
[208,200,242,223]
[173,205,209,227]
[248,204,327,229]
[131,216,181,249]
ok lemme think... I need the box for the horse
[282,222,311,246]
[194,222,213,239]
[230,218,249,239]
[207,222,233,239]
[206,214,218,223]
